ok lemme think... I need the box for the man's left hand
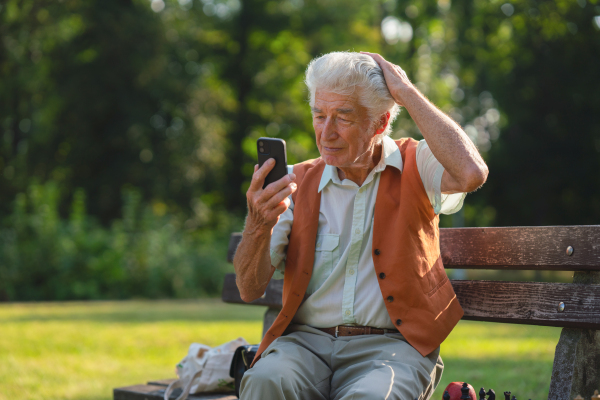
[362,51,488,194]
[360,51,414,107]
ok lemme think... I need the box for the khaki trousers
[240,324,443,400]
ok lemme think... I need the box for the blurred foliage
[450,0,600,226]
[1,0,599,299]
[0,180,238,300]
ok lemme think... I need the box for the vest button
[387,296,394,302]
[374,249,381,255]
[396,319,402,326]
[379,272,386,279]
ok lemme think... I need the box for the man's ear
[374,112,391,136]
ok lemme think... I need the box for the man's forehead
[312,90,359,113]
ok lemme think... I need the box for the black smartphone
[257,137,288,189]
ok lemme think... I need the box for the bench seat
[113,379,236,400]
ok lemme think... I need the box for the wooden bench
[114,225,600,399]
[221,226,600,400]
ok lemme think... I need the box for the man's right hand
[245,158,297,235]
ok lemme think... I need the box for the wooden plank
[228,226,600,270]
[114,384,166,400]
[113,384,236,400]
[222,274,600,329]
[221,273,282,309]
[440,226,600,271]
[454,280,600,329]
[147,379,176,387]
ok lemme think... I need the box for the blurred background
[1,0,600,300]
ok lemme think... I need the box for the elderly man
[233,51,488,400]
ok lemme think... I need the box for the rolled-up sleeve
[269,165,294,279]
[416,140,466,215]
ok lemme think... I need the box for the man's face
[312,89,377,168]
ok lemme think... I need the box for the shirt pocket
[307,234,340,295]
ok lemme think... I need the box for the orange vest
[251,138,463,367]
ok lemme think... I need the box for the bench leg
[262,307,281,339]
[548,271,600,400]
[548,328,600,400]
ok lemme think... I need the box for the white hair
[305,51,401,139]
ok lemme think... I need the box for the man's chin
[321,155,342,166]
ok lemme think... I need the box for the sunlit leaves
[2,0,599,233]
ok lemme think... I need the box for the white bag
[164,337,249,400]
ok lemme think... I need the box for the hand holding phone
[245,137,296,233]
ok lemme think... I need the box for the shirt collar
[318,135,403,192]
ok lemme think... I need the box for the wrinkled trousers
[240,324,443,400]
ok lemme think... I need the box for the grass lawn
[0,300,561,400]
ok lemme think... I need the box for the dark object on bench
[222,226,600,400]
[113,379,237,400]
[229,344,259,398]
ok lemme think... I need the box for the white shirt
[269,136,466,329]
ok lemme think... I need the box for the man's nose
[322,117,337,141]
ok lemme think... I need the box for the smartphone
[257,137,288,189]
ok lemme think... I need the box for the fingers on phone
[262,173,291,195]
[259,159,275,175]
[265,182,295,211]
[249,171,262,191]
[250,159,275,191]
[265,186,288,208]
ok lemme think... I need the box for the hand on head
[360,51,413,107]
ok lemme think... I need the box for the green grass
[0,300,561,400]
[437,322,560,399]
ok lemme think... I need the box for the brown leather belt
[316,325,398,338]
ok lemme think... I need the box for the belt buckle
[335,326,339,338]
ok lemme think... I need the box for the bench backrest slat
[222,273,282,309]
[441,226,600,271]
[221,274,600,329]
[453,280,600,329]
[229,226,600,271]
